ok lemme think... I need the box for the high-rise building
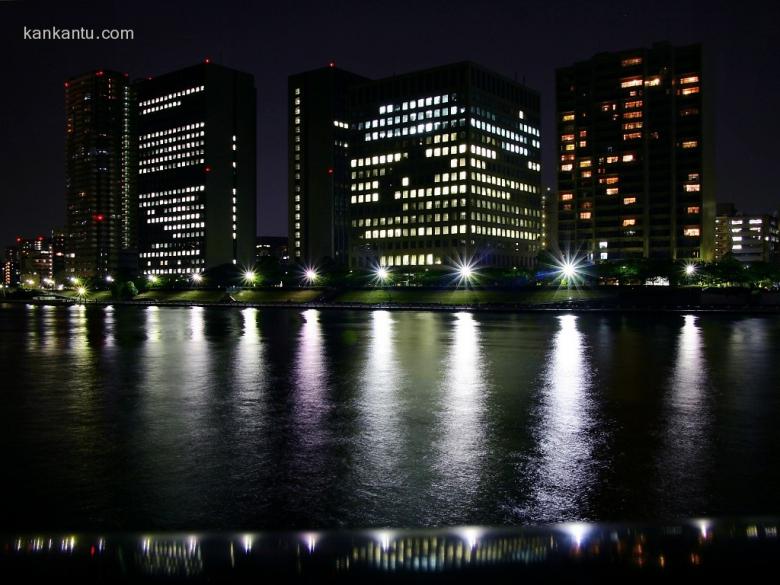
[288,65,369,266]
[136,62,256,277]
[2,245,20,286]
[715,204,779,263]
[65,70,133,279]
[347,62,542,269]
[50,227,67,283]
[556,42,715,262]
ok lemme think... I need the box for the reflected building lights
[436,312,487,506]
[526,314,598,521]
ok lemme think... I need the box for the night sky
[0,0,777,246]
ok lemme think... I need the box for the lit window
[579,212,592,220]
[687,206,701,214]
[681,87,700,96]
[680,75,700,85]
[622,218,636,227]
[684,226,701,237]
[620,77,643,88]
[684,184,701,192]
[623,197,637,205]
[606,188,619,195]
[682,140,698,149]
[622,153,635,162]
[621,57,642,67]
[562,112,575,122]
[561,193,573,201]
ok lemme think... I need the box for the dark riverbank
[4,286,780,313]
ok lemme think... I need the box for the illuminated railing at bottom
[2,520,779,582]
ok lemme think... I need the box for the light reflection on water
[1,305,780,530]
[435,312,487,507]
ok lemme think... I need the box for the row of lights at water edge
[45,255,705,299]
[551,254,704,286]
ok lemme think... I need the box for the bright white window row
[140,148,204,167]
[139,158,204,174]
[141,136,205,158]
[140,122,205,142]
[140,131,205,150]
[364,118,465,142]
[378,94,450,115]
[364,225,468,239]
[393,185,468,200]
[140,100,181,116]
[382,254,441,267]
[140,249,201,258]
[139,185,205,201]
[351,152,404,167]
[139,85,204,108]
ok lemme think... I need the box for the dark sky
[0,0,778,246]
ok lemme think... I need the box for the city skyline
[0,0,777,248]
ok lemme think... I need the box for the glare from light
[243,270,257,284]
[563,522,591,548]
[191,273,203,283]
[552,253,586,287]
[147,274,158,284]
[76,287,87,297]
[376,266,390,281]
[685,263,697,276]
[452,258,478,286]
[105,275,114,283]
[375,530,394,551]
[460,527,483,549]
[301,532,318,553]
[304,268,318,284]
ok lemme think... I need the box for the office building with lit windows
[289,65,369,266]
[715,204,779,263]
[65,69,133,279]
[136,62,256,277]
[347,62,542,269]
[556,42,715,262]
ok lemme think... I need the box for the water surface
[1,303,779,530]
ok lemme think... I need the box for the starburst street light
[374,266,390,284]
[303,267,318,284]
[450,257,478,287]
[243,270,258,285]
[147,274,159,285]
[685,263,697,276]
[191,273,203,284]
[551,253,586,288]
[76,286,87,298]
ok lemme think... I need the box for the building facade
[715,204,779,263]
[347,62,542,269]
[136,62,256,277]
[556,42,715,262]
[65,70,133,279]
[288,65,368,266]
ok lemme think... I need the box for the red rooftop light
[96,70,104,77]
[93,214,105,222]
[203,164,212,173]
[16,237,22,243]
[327,168,334,175]
[328,61,336,68]
[64,81,69,88]
[204,57,211,64]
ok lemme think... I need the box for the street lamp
[685,263,697,277]
[304,268,318,284]
[243,270,258,285]
[191,273,203,284]
[375,266,390,283]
